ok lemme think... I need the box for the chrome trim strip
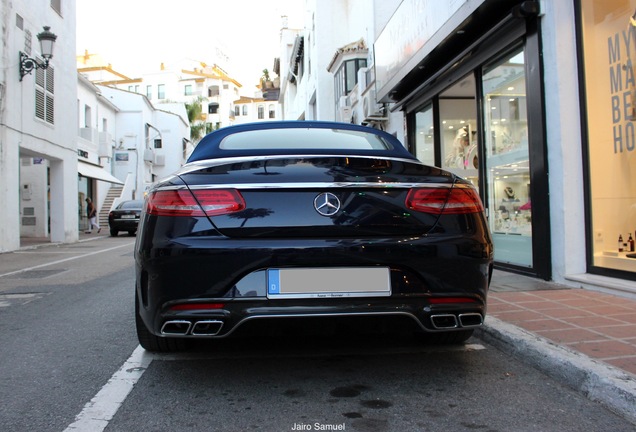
[154,181,457,191]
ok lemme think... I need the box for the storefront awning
[78,161,124,185]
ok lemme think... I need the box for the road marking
[0,242,134,279]
[63,346,153,432]
[0,293,48,307]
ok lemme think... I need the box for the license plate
[121,215,136,219]
[267,267,391,299]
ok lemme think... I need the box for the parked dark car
[108,200,144,236]
[134,121,493,352]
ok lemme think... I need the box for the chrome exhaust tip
[191,320,224,336]
[458,313,483,327]
[430,314,458,329]
[161,320,192,335]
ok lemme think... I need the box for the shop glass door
[414,104,435,166]
[483,49,533,268]
[439,75,478,188]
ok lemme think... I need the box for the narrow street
[0,237,633,432]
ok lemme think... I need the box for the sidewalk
[488,271,636,375]
[482,270,636,424]
[19,231,108,249]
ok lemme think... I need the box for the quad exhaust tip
[160,320,224,336]
[161,320,192,335]
[458,313,483,327]
[191,320,224,336]
[430,313,483,329]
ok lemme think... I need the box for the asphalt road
[0,237,633,432]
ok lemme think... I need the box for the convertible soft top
[187,121,419,162]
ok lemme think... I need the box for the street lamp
[19,26,57,81]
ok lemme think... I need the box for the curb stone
[475,316,636,425]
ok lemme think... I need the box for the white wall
[540,0,587,283]
[0,0,79,251]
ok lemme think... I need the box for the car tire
[135,296,189,353]
[110,229,118,237]
[128,231,136,236]
[417,329,474,345]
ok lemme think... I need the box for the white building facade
[116,63,242,136]
[279,0,636,295]
[0,0,78,252]
[95,85,190,201]
[77,74,122,230]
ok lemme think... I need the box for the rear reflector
[169,303,226,311]
[429,297,479,304]
[146,189,245,217]
[406,186,484,214]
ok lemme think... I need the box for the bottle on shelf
[629,233,635,252]
[618,234,624,252]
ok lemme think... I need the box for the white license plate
[267,267,391,299]
[121,215,136,219]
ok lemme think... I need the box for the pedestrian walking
[85,197,101,234]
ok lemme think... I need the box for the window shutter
[46,67,54,93]
[36,67,45,87]
[46,94,54,124]
[35,89,45,120]
[34,64,55,124]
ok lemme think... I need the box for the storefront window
[439,75,478,188]
[414,105,435,166]
[483,49,532,268]
[581,1,636,274]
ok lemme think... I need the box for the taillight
[406,186,484,214]
[146,189,245,217]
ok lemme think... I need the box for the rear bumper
[109,219,139,230]
[135,234,493,337]
[156,300,486,338]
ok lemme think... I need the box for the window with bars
[35,64,54,124]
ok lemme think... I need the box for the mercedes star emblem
[313,192,341,216]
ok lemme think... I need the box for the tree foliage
[185,96,206,142]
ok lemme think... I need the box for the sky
[76,0,304,93]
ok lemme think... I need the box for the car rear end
[109,200,143,236]
[136,159,492,342]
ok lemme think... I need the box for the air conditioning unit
[143,148,155,162]
[338,106,352,123]
[98,132,112,157]
[154,154,166,166]
[362,90,387,123]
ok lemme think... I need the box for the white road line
[0,242,134,279]
[63,346,154,432]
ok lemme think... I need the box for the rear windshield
[120,200,143,209]
[219,128,393,151]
